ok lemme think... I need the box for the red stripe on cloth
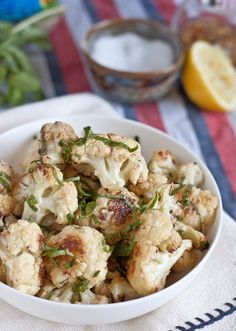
[49,18,91,93]
[153,0,176,23]
[92,0,119,19]
[135,103,166,131]
[203,112,236,194]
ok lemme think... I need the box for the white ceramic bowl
[0,115,222,325]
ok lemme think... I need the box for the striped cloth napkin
[0,94,235,331]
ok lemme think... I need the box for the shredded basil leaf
[25,194,38,212]
[64,256,76,269]
[112,240,136,257]
[42,245,74,259]
[101,239,113,253]
[44,288,57,300]
[93,270,100,278]
[65,175,80,183]
[72,278,89,293]
[0,171,11,192]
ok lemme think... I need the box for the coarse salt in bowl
[81,19,184,103]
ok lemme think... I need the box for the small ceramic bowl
[81,18,184,103]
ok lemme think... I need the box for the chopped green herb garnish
[38,139,46,157]
[66,213,75,225]
[51,166,62,185]
[25,194,38,212]
[64,255,76,269]
[148,192,158,209]
[101,239,113,253]
[28,215,35,223]
[93,270,100,278]
[170,184,184,196]
[85,201,96,215]
[0,171,11,192]
[125,219,142,233]
[72,278,89,293]
[44,288,56,300]
[65,175,80,183]
[180,185,193,207]
[42,245,74,259]
[42,186,53,198]
[91,134,138,153]
[112,240,136,257]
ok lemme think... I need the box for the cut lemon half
[182,41,236,112]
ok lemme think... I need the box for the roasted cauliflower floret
[172,248,203,273]
[135,209,174,246]
[43,225,111,288]
[71,129,148,189]
[91,187,139,244]
[40,121,78,166]
[13,164,78,225]
[0,220,43,295]
[21,136,41,171]
[154,184,182,217]
[129,172,167,202]
[94,271,139,302]
[127,239,192,295]
[175,162,204,187]
[175,186,218,231]
[148,150,176,177]
[174,221,209,250]
[0,161,15,217]
[126,209,191,295]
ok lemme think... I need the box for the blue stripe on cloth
[123,106,137,121]
[44,51,67,96]
[172,298,236,331]
[139,0,164,21]
[81,0,100,23]
[179,84,236,220]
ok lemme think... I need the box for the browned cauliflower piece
[94,271,139,302]
[0,161,15,217]
[175,162,204,187]
[43,225,111,289]
[13,164,78,225]
[127,239,192,296]
[127,209,192,295]
[21,135,41,172]
[91,187,139,244]
[70,129,148,189]
[172,248,203,273]
[174,186,218,231]
[40,121,78,166]
[154,184,182,218]
[0,220,43,295]
[129,172,167,202]
[148,150,176,176]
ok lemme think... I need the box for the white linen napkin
[0,93,119,134]
[0,94,235,331]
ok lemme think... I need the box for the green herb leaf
[42,186,53,198]
[67,213,75,225]
[93,270,100,278]
[64,256,76,269]
[72,278,89,293]
[101,239,113,253]
[65,175,80,183]
[113,240,136,257]
[0,171,11,192]
[85,201,96,215]
[125,219,142,233]
[42,245,74,259]
[25,194,38,212]
[44,288,56,300]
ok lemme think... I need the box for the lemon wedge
[182,41,236,112]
